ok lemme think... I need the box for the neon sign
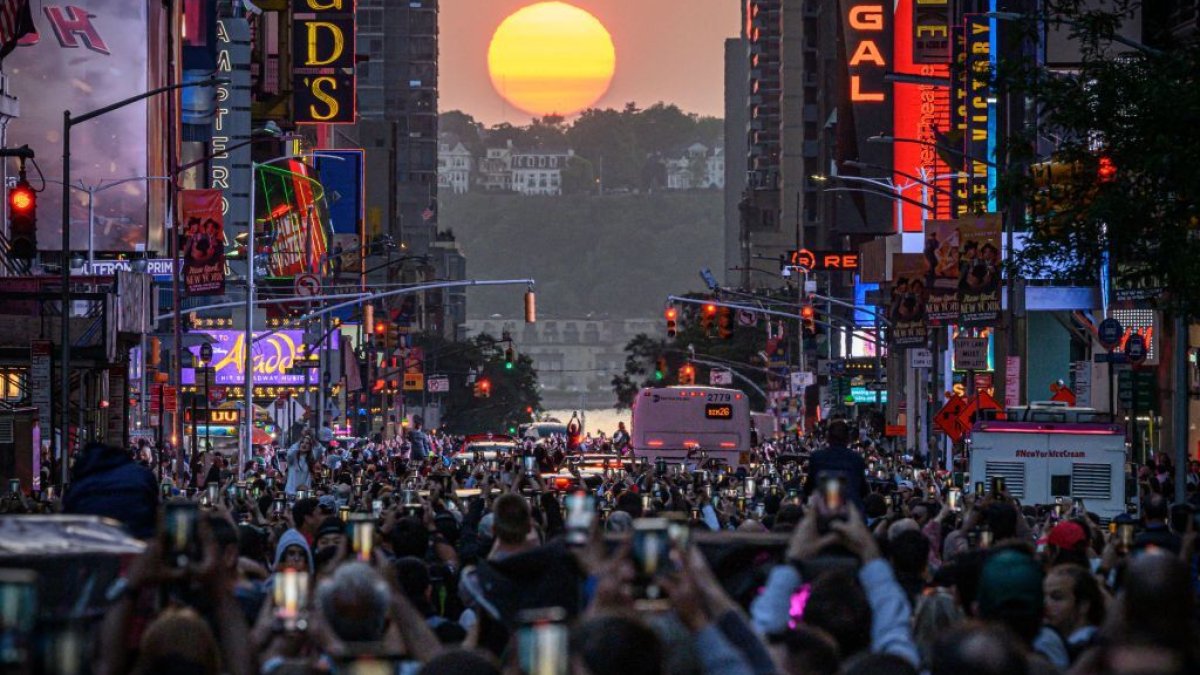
[183,330,338,386]
[846,4,888,103]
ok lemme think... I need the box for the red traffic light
[9,184,34,213]
[374,322,387,335]
[703,303,717,317]
[664,307,678,321]
[800,305,815,320]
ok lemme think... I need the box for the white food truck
[968,404,1129,520]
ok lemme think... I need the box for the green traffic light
[505,361,514,370]
[655,370,664,380]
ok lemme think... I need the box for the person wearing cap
[1042,520,1091,570]
[314,516,345,553]
[975,548,1070,670]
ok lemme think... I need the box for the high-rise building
[724,37,749,287]
[351,0,465,338]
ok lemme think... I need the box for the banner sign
[912,0,950,63]
[292,0,356,124]
[924,219,959,323]
[964,14,993,213]
[889,253,929,347]
[181,189,226,296]
[949,25,970,216]
[957,214,1002,326]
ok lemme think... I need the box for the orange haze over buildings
[441,0,739,123]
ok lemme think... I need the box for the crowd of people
[5,416,1200,675]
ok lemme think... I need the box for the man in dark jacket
[63,442,158,538]
[803,419,870,514]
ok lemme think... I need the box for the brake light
[735,394,742,400]
[683,440,699,447]
[647,440,664,447]
[719,442,736,448]
[554,477,572,490]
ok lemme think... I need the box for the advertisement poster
[957,214,1002,326]
[6,0,154,252]
[182,330,338,387]
[923,219,960,323]
[889,253,929,348]
[181,190,226,296]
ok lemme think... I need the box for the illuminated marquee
[846,3,888,103]
[182,330,339,386]
[292,0,356,124]
[788,249,861,272]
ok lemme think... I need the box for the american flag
[0,0,34,61]
[421,207,434,222]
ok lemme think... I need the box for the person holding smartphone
[803,420,870,516]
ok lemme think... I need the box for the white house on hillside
[511,148,573,196]
[665,142,725,190]
[438,133,472,195]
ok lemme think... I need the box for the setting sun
[487,2,616,117]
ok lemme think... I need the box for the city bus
[630,386,753,467]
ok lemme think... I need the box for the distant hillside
[443,191,724,320]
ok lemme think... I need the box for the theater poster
[957,214,1002,326]
[181,189,226,296]
[890,253,930,348]
[923,219,959,324]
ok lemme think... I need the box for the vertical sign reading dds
[292,0,356,124]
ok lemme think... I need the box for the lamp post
[59,76,227,487]
[241,152,343,480]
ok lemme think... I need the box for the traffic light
[148,337,161,367]
[474,378,492,398]
[654,356,667,381]
[664,307,678,338]
[718,306,733,339]
[504,346,515,370]
[701,303,717,335]
[1097,155,1117,183]
[800,305,816,334]
[679,363,696,385]
[8,176,37,260]
[373,320,387,343]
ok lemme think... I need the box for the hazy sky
[440,0,741,125]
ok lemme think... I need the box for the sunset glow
[487,2,616,117]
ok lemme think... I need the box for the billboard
[889,253,929,348]
[180,189,226,296]
[292,0,356,124]
[6,1,156,252]
[923,219,959,323]
[314,150,365,235]
[258,159,331,277]
[183,329,338,387]
[957,214,1002,326]
[964,14,993,213]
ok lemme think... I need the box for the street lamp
[59,76,227,487]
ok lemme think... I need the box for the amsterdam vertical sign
[213,17,252,236]
[292,0,357,124]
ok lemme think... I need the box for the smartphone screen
[163,501,199,568]
[564,491,595,546]
[632,518,670,591]
[1118,523,1135,549]
[990,476,1006,496]
[272,569,310,632]
[974,481,985,499]
[372,499,384,518]
[523,455,537,474]
[821,476,846,512]
[349,517,374,563]
[517,608,569,675]
[205,482,220,505]
[947,487,962,511]
[0,569,38,666]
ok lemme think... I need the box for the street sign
[954,337,989,371]
[1125,333,1147,365]
[908,348,933,369]
[934,395,970,442]
[1098,318,1123,349]
[736,310,757,327]
[709,369,733,386]
[699,267,719,291]
[427,376,449,393]
[403,373,425,392]
[294,273,321,297]
[790,371,815,394]
[829,359,846,377]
